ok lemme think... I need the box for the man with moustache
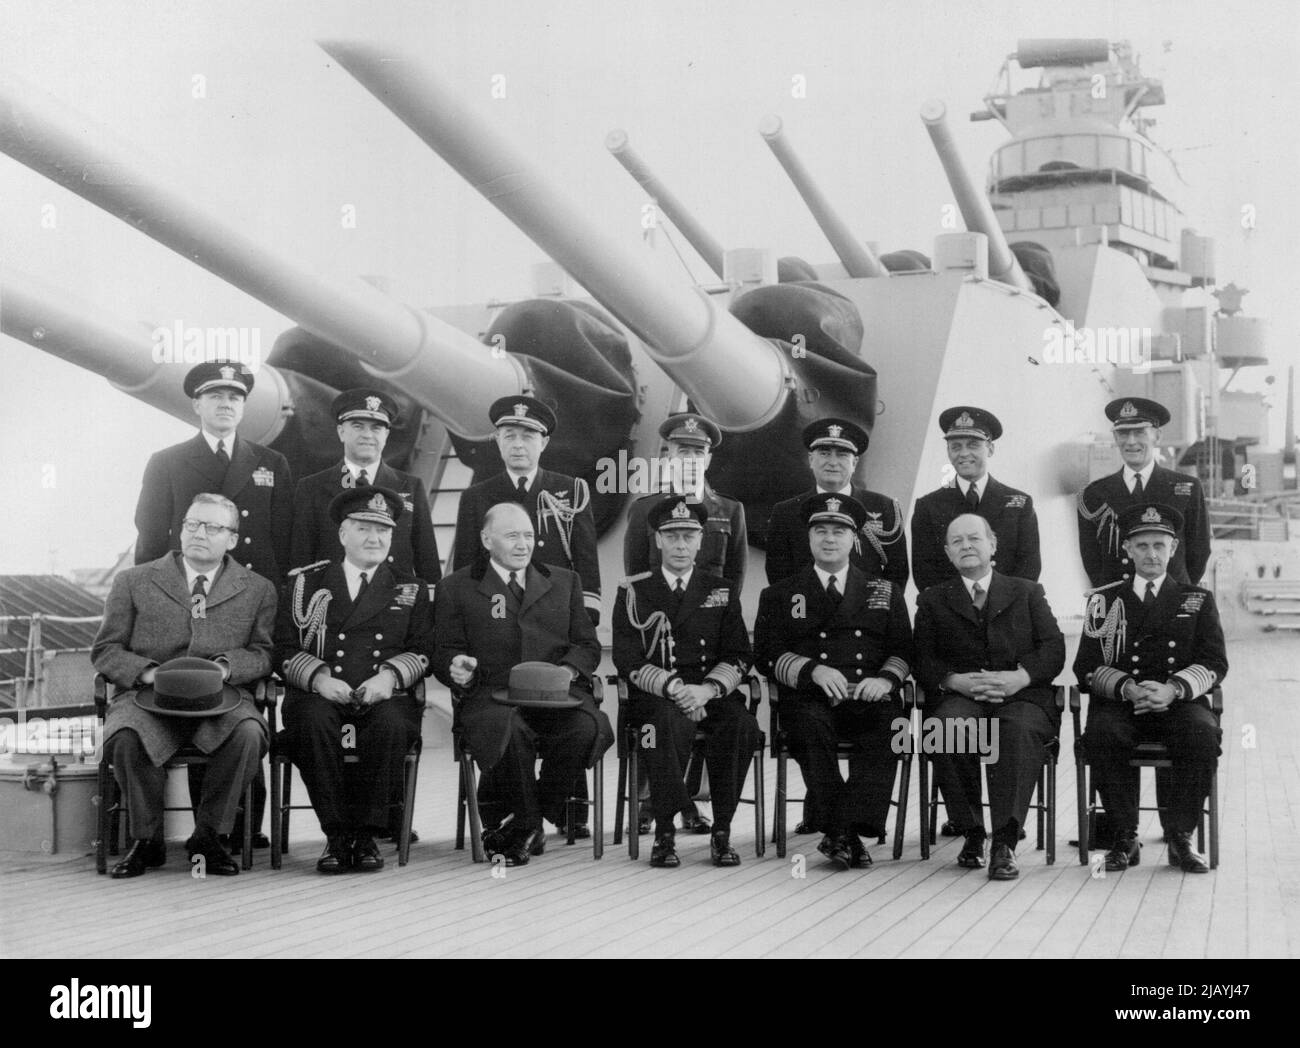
[755,493,913,869]
[913,513,1065,881]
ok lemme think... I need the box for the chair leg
[592,759,603,861]
[628,741,639,861]
[613,751,628,846]
[1075,752,1090,866]
[927,767,939,846]
[270,757,283,870]
[1036,765,1046,851]
[241,780,254,870]
[893,752,912,861]
[1208,765,1219,870]
[775,750,787,859]
[461,753,485,863]
[95,758,110,874]
[455,756,467,850]
[399,751,419,867]
[280,765,293,856]
[918,752,930,861]
[754,744,766,858]
[1046,757,1057,865]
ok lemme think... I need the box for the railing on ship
[1207,496,1294,542]
[0,613,102,709]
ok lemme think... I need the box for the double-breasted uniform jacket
[289,460,442,587]
[910,476,1040,593]
[1072,578,1228,705]
[765,486,908,590]
[612,570,752,701]
[453,469,601,616]
[913,573,1065,715]
[134,432,294,583]
[624,484,749,594]
[432,560,610,768]
[92,553,277,765]
[273,560,434,699]
[754,564,913,701]
[1077,466,1211,588]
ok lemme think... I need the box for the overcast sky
[0,0,1295,574]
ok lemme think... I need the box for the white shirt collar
[1132,573,1167,600]
[182,558,220,593]
[489,559,526,588]
[200,430,234,455]
[342,559,378,600]
[961,570,994,599]
[816,483,853,497]
[956,474,988,499]
[662,567,693,591]
[343,459,380,479]
[812,564,848,592]
[506,468,539,493]
[1124,462,1155,491]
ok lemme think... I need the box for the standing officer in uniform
[765,418,907,590]
[275,487,434,874]
[624,412,748,593]
[914,513,1065,880]
[1073,503,1226,873]
[1077,397,1211,588]
[613,496,758,868]
[289,388,442,586]
[911,406,1040,593]
[755,494,913,869]
[134,360,291,848]
[434,503,613,865]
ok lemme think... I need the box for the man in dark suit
[910,406,1040,593]
[452,395,601,623]
[613,496,758,868]
[288,388,442,587]
[1077,397,1211,588]
[624,412,748,593]
[764,418,907,591]
[275,487,434,874]
[914,513,1065,880]
[755,494,913,869]
[434,502,613,865]
[93,493,277,878]
[1073,503,1226,873]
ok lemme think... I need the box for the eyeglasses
[181,519,235,537]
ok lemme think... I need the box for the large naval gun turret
[0,38,1266,623]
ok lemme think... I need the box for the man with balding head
[913,513,1065,881]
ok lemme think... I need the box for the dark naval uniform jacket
[1077,466,1211,588]
[134,433,293,583]
[274,560,434,699]
[1072,578,1227,705]
[432,560,611,769]
[613,570,751,700]
[453,469,601,617]
[913,573,1065,716]
[92,553,277,765]
[754,565,913,700]
[910,477,1040,593]
[624,484,749,594]
[764,485,907,589]
[289,460,442,586]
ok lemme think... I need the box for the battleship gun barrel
[758,115,887,279]
[920,100,1033,292]
[322,40,790,432]
[0,262,293,445]
[605,129,726,279]
[0,68,522,439]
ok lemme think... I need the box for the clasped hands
[944,667,1031,703]
[315,666,397,706]
[810,665,893,706]
[1121,679,1177,714]
[667,678,712,723]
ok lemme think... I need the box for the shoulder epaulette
[621,572,653,586]
[288,559,330,577]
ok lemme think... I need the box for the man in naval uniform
[133,360,290,848]
[764,417,908,591]
[1073,503,1226,873]
[274,487,434,874]
[1077,397,1211,589]
[289,388,442,587]
[913,513,1065,881]
[434,502,613,866]
[93,493,276,878]
[613,495,758,868]
[754,493,913,869]
[910,406,1040,594]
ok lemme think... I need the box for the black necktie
[965,483,979,510]
[357,571,369,600]
[215,439,230,469]
[357,469,369,488]
[1132,474,1145,497]
[192,575,207,598]
[971,581,986,611]
[1143,580,1156,606]
[826,575,841,605]
[508,571,525,603]
[517,476,528,495]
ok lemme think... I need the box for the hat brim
[808,437,862,453]
[807,512,859,529]
[490,688,582,709]
[344,512,397,526]
[944,427,994,441]
[338,410,392,425]
[656,522,704,532]
[134,684,244,719]
[1111,420,1161,431]
[1124,524,1178,538]
[192,380,250,397]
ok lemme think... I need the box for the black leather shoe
[710,830,740,867]
[637,813,652,835]
[817,834,854,869]
[940,820,962,837]
[187,828,239,876]
[555,816,592,840]
[649,832,680,868]
[110,838,166,879]
[957,829,986,869]
[680,811,712,835]
[793,819,818,835]
[317,835,351,874]
[519,828,546,857]
[988,842,1019,881]
[353,834,384,872]
[1105,833,1141,871]
[1167,832,1209,873]
[849,835,873,869]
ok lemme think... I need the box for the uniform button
[246,563,253,569]
[1167,658,1176,664]
[855,669,863,676]
[375,634,383,640]
[820,653,828,659]
[1168,642,1176,648]
[388,556,394,562]
[700,639,706,646]
[241,510,249,517]
[855,631,862,638]
[244,537,251,544]
[856,653,863,660]
[1121,557,1130,564]
[373,650,381,657]
[1131,656,1139,662]
[819,632,827,639]
[333,665,343,673]
[538,540,545,547]
[338,634,346,640]
[1133,641,1140,648]
[336,650,345,657]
